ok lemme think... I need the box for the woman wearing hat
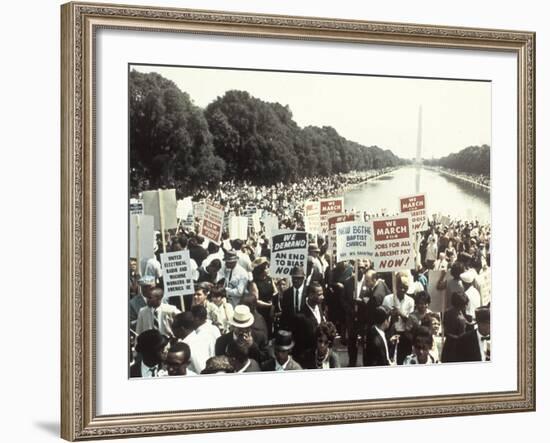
[252,257,277,339]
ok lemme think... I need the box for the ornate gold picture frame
[61,2,535,440]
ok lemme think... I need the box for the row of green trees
[130,70,406,193]
[423,145,490,176]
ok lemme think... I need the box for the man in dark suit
[456,306,491,362]
[279,266,306,331]
[364,306,392,367]
[261,330,303,371]
[188,235,209,267]
[292,282,326,365]
[129,275,154,333]
[342,260,370,367]
[363,270,392,329]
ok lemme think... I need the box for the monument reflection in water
[344,166,490,223]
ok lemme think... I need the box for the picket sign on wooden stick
[135,214,141,277]
[158,189,166,253]
[354,259,359,300]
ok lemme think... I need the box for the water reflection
[344,167,491,223]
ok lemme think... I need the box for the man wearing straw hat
[214,305,263,364]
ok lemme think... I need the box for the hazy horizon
[131,64,491,160]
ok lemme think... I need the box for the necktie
[226,269,233,288]
[295,288,299,313]
[150,366,157,377]
[153,309,159,330]
[482,338,491,361]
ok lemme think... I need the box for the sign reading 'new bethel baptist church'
[371,215,415,272]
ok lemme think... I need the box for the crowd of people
[424,166,491,188]
[129,172,492,378]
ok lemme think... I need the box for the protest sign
[335,221,373,263]
[228,216,248,241]
[142,189,177,231]
[193,201,205,222]
[129,198,144,216]
[251,212,261,232]
[304,200,320,235]
[160,250,195,300]
[399,193,428,233]
[371,215,415,272]
[182,212,194,229]
[176,197,193,220]
[242,204,257,218]
[427,269,446,313]
[328,213,355,258]
[478,268,492,306]
[440,215,451,227]
[129,214,154,275]
[319,197,344,235]
[199,200,224,244]
[270,230,308,278]
[262,213,279,238]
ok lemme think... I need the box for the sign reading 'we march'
[371,215,415,272]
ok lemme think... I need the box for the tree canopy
[423,145,490,176]
[129,71,225,192]
[130,70,406,194]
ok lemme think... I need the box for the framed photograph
[61,1,536,440]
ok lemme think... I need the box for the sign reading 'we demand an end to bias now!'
[371,215,415,272]
[270,230,308,279]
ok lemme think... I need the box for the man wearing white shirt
[221,250,249,307]
[233,239,253,277]
[425,236,439,268]
[433,252,449,271]
[144,255,162,284]
[308,243,325,276]
[165,342,196,376]
[184,304,220,374]
[461,268,482,320]
[382,273,415,334]
[382,272,415,364]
